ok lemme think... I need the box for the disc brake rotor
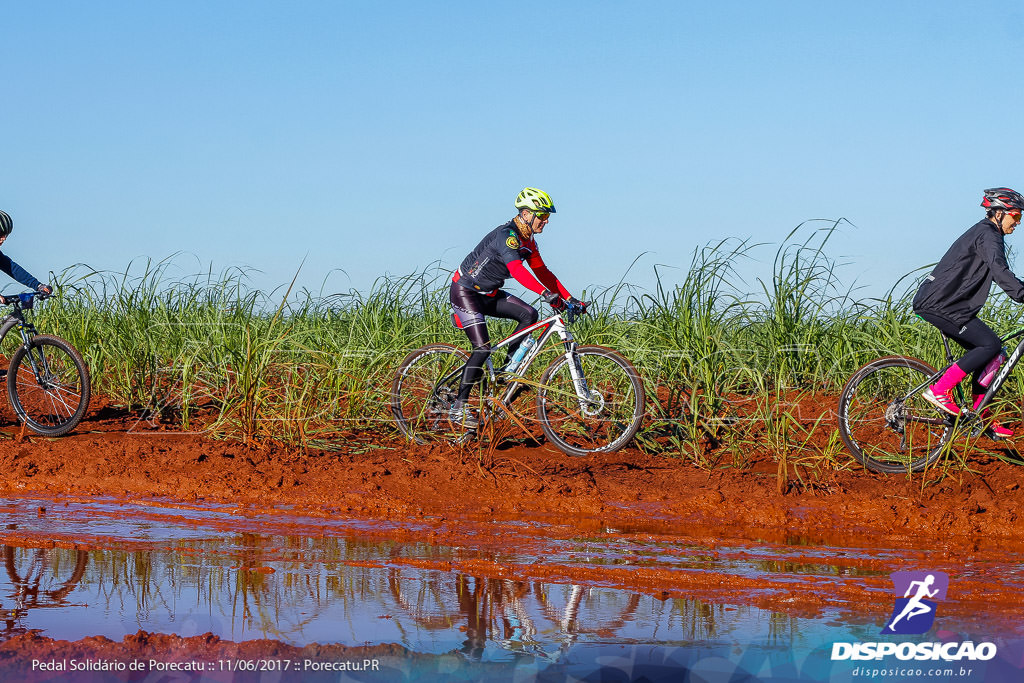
[580,389,604,417]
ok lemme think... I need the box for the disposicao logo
[831,570,997,662]
[882,570,948,635]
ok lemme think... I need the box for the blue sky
[2,1,1021,301]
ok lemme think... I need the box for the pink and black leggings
[916,311,1002,394]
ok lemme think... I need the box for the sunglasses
[1011,211,1023,223]
[533,211,550,221]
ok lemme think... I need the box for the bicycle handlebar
[0,292,48,308]
[566,300,589,324]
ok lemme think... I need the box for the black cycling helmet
[981,187,1024,212]
[0,210,11,237]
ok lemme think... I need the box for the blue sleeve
[0,251,42,290]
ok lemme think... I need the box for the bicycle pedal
[967,422,1005,441]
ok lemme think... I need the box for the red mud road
[1,399,1024,670]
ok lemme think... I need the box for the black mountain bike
[0,292,91,436]
[837,326,1022,473]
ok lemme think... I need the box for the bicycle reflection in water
[0,545,88,637]
[387,568,641,661]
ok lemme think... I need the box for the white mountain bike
[390,305,645,457]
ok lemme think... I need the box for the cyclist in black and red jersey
[913,187,1024,439]
[0,211,52,296]
[448,187,583,428]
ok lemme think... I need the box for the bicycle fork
[16,327,51,386]
[561,343,601,415]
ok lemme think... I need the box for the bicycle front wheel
[391,344,470,444]
[4,546,88,603]
[838,355,950,473]
[7,334,91,437]
[536,346,645,457]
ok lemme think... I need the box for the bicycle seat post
[940,334,955,364]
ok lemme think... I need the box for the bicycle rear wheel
[536,346,645,457]
[391,344,471,444]
[838,355,950,473]
[7,334,91,437]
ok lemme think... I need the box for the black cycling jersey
[913,219,1024,325]
[457,220,540,293]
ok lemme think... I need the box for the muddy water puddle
[1,497,1022,665]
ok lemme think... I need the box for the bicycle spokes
[14,349,82,424]
[537,348,644,456]
[392,345,475,443]
[838,356,951,473]
[8,336,91,436]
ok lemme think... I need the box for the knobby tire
[6,334,91,437]
[838,355,950,473]
[536,345,645,457]
[391,344,473,444]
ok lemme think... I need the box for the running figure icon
[884,574,939,632]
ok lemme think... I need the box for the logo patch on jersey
[506,234,521,250]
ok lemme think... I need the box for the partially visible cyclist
[0,211,52,296]
[448,187,583,428]
[913,187,1024,438]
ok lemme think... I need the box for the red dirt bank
[1,402,1024,676]
[1,403,1023,552]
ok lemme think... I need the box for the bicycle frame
[438,311,590,408]
[0,297,52,382]
[972,327,1024,416]
[0,305,39,350]
[901,326,1024,431]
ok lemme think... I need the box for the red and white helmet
[981,187,1024,211]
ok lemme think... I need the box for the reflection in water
[2,491,1019,667]
[1,546,88,637]
[0,539,813,662]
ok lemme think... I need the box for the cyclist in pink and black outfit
[448,187,583,428]
[913,187,1024,439]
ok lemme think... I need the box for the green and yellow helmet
[514,187,556,214]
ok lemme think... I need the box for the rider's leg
[931,363,967,396]
[971,392,1015,438]
[917,313,1000,414]
[491,292,539,366]
[450,283,494,423]
[951,319,1013,436]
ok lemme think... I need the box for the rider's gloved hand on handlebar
[566,297,586,315]
[36,283,52,297]
[541,289,565,311]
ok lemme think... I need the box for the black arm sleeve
[980,231,1024,302]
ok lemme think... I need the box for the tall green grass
[16,228,1024,473]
